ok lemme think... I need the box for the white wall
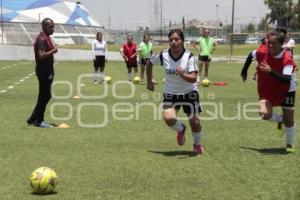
[0,44,122,61]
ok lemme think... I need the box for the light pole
[160,0,163,44]
[230,0,235,63]
[1,0,3,44]
[216,4,219,37]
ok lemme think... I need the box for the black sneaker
[27,118,35,125]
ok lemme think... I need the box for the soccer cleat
[39,121,54,128]
[27,118,34,125]
[27,118,41,127]
[93,80,98,84]
[286,144,296,153]
[193,144,204,154]
[177,124,186,145]
[277,121,284,137]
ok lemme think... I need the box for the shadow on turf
[240,147,290,155]
[30,191,57,196]
[148,150,198,158]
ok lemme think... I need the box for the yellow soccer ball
[133,76,141,84]
[201,79,210,87]
[30,167,58,194]
[104,76,112,84]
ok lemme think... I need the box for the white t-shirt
[283,38,295,49]
[252,50,296,92]
[150,49,198,94]
[92,39,107,57]
[283,38,295,57]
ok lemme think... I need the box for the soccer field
[0,60,299,200]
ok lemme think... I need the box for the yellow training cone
[80,83,85,87]
[72,95,80,99]
[58,123,70,128]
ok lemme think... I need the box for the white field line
[0,61,32,71]
[0,71,35,94]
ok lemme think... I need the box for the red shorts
[259,91,292,107]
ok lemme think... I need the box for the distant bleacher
[0,22,105,46]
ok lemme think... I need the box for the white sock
[128,73,132,81]
[93,71,98,81]
[192,130,202,145]
[140,72,144,81]
[285,125,296,146]
[99,72,105,82]
[268,113,282,123]
[170,120,184,132]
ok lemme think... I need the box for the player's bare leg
[259,99,273,120]
[140,64,145,84]
[197,62,204,85]
[204,61,210,80]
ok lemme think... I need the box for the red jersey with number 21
[256,46,295,106]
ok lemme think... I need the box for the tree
[246,23,256,33]
[258,17,268,32]
[185,26,200,36]
[289,1,300,29]
[264,0,294,27]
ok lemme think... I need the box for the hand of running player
[176,67,184,75]
[259,61,271,73]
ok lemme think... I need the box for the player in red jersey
[241,31,297,152]
[120,35,138,81]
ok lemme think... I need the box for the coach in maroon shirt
[27,18,58,128]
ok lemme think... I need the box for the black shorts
[126,61,138,69]
[139,58,149,65]
[282,91,296,107]
[163,91,202,115]
[198,55,211,62]
[94,56,105,69]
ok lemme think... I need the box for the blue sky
[68,0,269,29]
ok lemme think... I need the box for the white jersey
[283,38,295,57]
[283,38,295,49]
[252,50,296,92]
[92,39,108,57]
[150,49,198,94]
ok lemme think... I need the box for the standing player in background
[241,31,297,153]
[27,18,58,128]
[147,29,204,154]
[138,34,153,85]
[283,32,298,86]
[92,32,108,84]
[120,35,138,82]
[283,32,296,58]
[192,29,216,85]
